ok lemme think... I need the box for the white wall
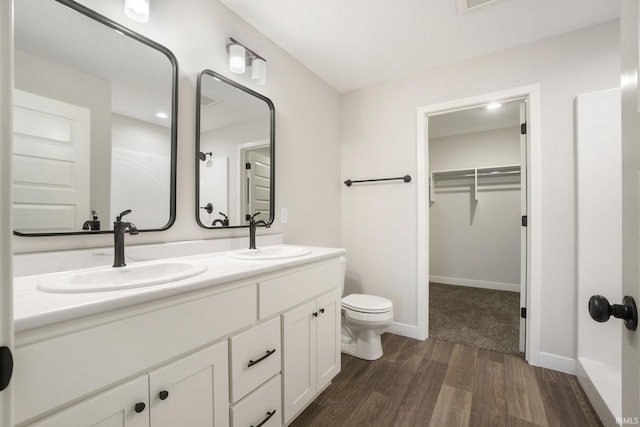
[12,0,342,252]
[429,127,521,290]
[341,21,620,362]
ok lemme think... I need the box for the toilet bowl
[339,257,393,360]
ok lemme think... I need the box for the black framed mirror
[13,0,178,236]
[196,70,275,229]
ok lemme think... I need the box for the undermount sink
[36,261,209,293]
[227,245,311,260]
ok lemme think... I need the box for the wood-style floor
[290,334,602,427]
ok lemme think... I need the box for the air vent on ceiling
[200,95,221,107]
[457,0,500,14]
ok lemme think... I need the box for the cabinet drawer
[259,259,340,319]
[231,374,281,427]
[230,317,281,402]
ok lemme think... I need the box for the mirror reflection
[196,70,274,228]
[13,0,177,235]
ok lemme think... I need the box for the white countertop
[14,245,346,333]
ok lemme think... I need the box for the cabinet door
[31,376,149,427]
[315,291,340,391]
[282,300,316,424]
[149,341,229,427]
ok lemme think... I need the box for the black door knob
[134,402,146,413]
[159,390,169,400]
[588,295,638,331]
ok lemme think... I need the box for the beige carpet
[429,282,521,355]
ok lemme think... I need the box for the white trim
[539,352,576,375]
[0,1,14,424]
[429,276,520,293]
[416,84,542,366]
[576,359,619,427]
[385,322,418,339]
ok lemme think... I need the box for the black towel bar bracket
[344,175,412,187]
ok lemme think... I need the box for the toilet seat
[342,294,393,314]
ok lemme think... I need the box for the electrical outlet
[281,208,288,224]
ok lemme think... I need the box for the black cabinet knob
[589,295,638,331]
[312,312,318,317]
[134,402,146,413]
[319,308,325,314]
[159,390,169,400]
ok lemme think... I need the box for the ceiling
[428,100,522,138]
[220,0,620,93]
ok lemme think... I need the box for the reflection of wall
[429,127,521,289]
[201,116,269,223]
[110,114,170,228]
[14,49,112,223]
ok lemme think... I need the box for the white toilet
[339,256,393,360]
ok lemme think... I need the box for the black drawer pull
[251,409,276,427]
[134,402,146,413]
[248,349,276,367]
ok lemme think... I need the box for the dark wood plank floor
[290,334,602,427]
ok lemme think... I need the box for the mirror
[13,0,178,236]
[196,70,275,229]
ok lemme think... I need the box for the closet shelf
[429,164,521,202]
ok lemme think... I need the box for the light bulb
[124,0,149,23]
[229,44,246,74]
[251,58,267,85]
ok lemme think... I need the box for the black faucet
[212,212,229,227]
[248,212,270,250]
[113,209,138,267]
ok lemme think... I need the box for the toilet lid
[342,294,393,313]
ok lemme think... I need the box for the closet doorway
[417,84,541,364]
[427,99,526,355]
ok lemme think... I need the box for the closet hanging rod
[344,175,412,187]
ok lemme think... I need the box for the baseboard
[537,351,576,375]
[386,322,418,339]
[576,359,618,427]
[429,275,520,293]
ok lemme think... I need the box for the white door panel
[620,0,640,422]
[12,89,91,233]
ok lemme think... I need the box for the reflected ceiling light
[124,0,150,23]
[486,102,502,110]
[155,112,168,119]
[226,37,267,84]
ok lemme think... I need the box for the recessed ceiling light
[486,103,502,110]
[155,112,168,119]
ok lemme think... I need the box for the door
[519,102,528,353]
[241,145,271,222]
[12,89,90,233]
[315,291,340,391]
[576,88,622,425]
[0,1,14,425]
[148,341,229,427]
[282,300,317,423]
[620,0,640,421]
[30,376,149,427]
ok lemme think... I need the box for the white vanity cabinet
[282,290,340,424]
[29,341,229,427]
[14,252,343,427]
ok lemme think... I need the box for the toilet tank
[339,256,346,296]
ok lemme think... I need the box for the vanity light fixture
[226,37,267,85]
[124,0,150,23]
